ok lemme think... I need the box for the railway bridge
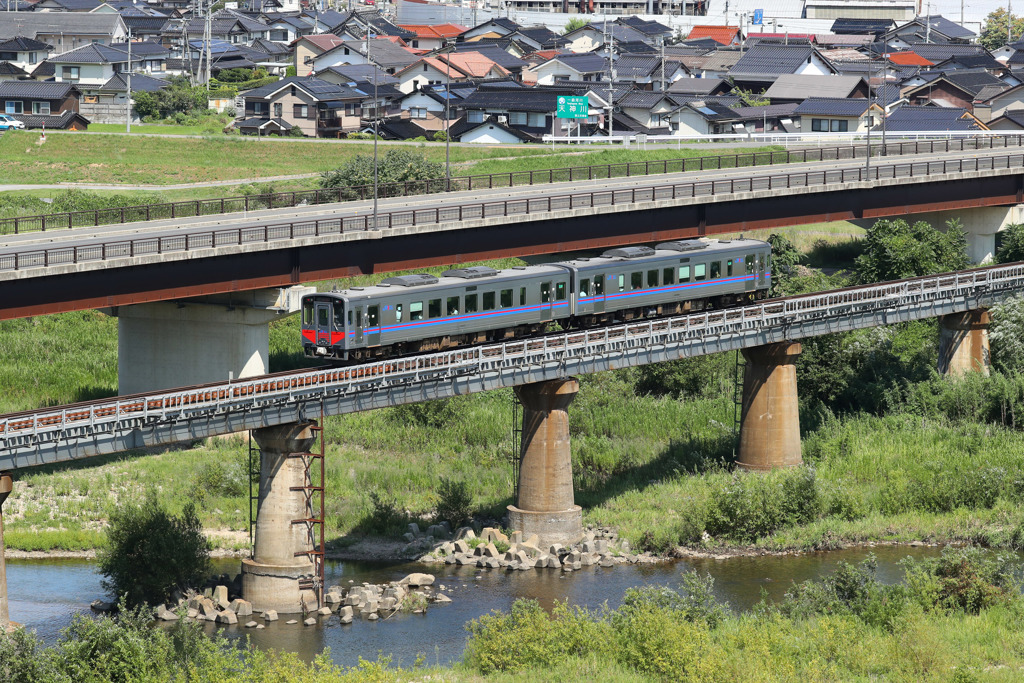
[0,262,1020,624]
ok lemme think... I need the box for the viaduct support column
[738,342,803,471]
[1,472,16,633]
[507,378,583,548]
[939,310,991,377]
[241,423,317,614]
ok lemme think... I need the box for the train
[300,237,772,362]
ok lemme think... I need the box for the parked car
[0,114,25,131]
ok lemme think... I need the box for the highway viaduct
[1,142,1023,625]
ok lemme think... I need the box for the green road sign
[556,95,589,119]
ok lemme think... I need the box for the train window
[447,297,459,316]
[334,303,344,329]
[483,292,496,310]
[617,274,625,292]
[594,276,604,295]
[520,287,526,306]
[679,265,690,281]
[541,282,551,303]
[663,267,675,285]
[410,302,423,321]
[395,304,402,323]
[500,289,513,308]
[428,299,441,318]
[556,282,566,300]
[694,264,706,281]
[579,278,590,297]
[746,254,756,274]
[465,294,478,312]
[302,300,313,325]
[348,310,354,325]
[317,306,329,327]
[710,261,721,279]
[765,253,771,272]
[727,260,733,277]
[631,272,642,290]
[647,270,658,288]
[367,306,379,327]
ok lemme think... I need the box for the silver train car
[301,238,771,361]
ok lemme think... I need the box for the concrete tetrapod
[737,342,803,471]
[507,378,583,548]
[0,472,17,633]
[241,423,318,614]
[938,309,991,377]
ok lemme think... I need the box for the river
[7,545,946,668]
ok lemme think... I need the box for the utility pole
[125,28,132,133]
[925,2,931,44]
[605,19,615,142]
[444,41,452,189]
[660,36,665,91]
[204,0,212,88]
[366,29,378,228]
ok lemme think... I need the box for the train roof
[552,237,768,269]
[308,263,569,302]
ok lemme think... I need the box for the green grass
[85,122,234,136]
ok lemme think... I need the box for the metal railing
[3,261,1023,453]
[3,149,1022,275]
[1,135,1021,237]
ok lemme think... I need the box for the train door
[366,305,380,346]
[592,274,606,313]
[540,281,553,321]
[758,252,767,287]
[354,307,364,345]
[315,301,332,347]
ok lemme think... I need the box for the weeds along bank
[4,224,1024,556]
[2,546,1023,681]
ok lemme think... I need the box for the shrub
[365,491,408,537]
[705,466,820,542]
[990,296,1024,375]
[434,477,473,528]
[391,397,465,429]
[996,223,1024,263]
[612,600,722,681]
[97,495,211,607]
[855,217,969,284]
[619,571,730,628]
[319,149,444,199]
[903,546,1020,614]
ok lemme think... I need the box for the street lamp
[437,41,456,191]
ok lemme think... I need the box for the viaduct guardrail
[2,261,1022,470]
[4,149,1022,275]
[2,135,1022,237]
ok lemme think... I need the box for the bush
[903,546,1020,614]
[391,397,465,429]
[434,477,473,528]
[132,76,209,120]
[996,223,1024,263]
[612,600,722,681]
[705,466,820,542]
[619,571,730,628]
[855,217,969,284]
[319,149,445,199]
[990,295,1024,374]
[365,491,409,537]
[97,495,211,607]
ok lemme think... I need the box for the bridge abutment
[738,342,803,471]
[0,472,16,633]
[111,287,313,396]
[939,309,991,377]
[241,422,317,614]
[507,378,583,548]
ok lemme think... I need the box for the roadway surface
[0,144,1009,255]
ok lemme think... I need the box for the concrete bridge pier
[939,309,991,377]
[241,423,317,614]
[111,286,313,396]
[507,378,583,548]
[737,342,803,471]
[1,472,17,633]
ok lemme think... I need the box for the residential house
[986,110,1024,130]
[612,55,687,89]
[563,22,648,53]
[315,63,398,87]
[294,34,345,77]
[681,51,741,79]
[830,18,896,37]
[50,43,137,88]
[530,53,606,85]
[729,44,838,89]
[459,18,520,42]
[667,77,731,97]
[0,81,89,129]
[458,86,593,139]
[449,116,533,143]
[686,25,741,46]
[617,90,674,132]
[33,0,107,11]
[764,74,868,103]
[0,13,127,51]
[902,71,1009,110]
[971,83,1024,123]
[505,26,568,52]
[311,38,418,75]
[793,97,885,132]
[328,10,415,42]
[97,72,169,122]
[397,23,467,50]
[0,37,52,75]
[616,17,672,42]
[122,16,173,44]
[880,15,976,48]
[879,104,987,131]
[240,76,362,136]
[450,42,527,79]
[264,14,314,44]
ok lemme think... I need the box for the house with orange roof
[887,51,934,67]
[686,25,741,47]
[397,23,467,50]
[293,33,345,77]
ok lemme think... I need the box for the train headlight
[315,345,328,356]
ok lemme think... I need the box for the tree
[996,223,1024,264]
[98,495,211,607]
[990,295,1024,374]
[979,8,1024,51]
[132,75,209,120]
[854,218,969,284]
[563,17,588,34]
[767,233,800,296]
[730,86,770,108]
[319,149,445,199]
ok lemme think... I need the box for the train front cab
[303,294,385,360]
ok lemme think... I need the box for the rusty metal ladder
[289,421,326,608]
[733,349,746,458]
[510,390,523,503]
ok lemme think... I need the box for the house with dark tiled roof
[0,81,88,129]
[879,104,987,131]
[449,115,533,143]
[882,15,975,48]
[563,22,648,53]
[764,74,868,103]
[902,71,1009,110]
[830,18,895,37]
[986,109,1024,130]
[794,97,885,132]
[612,54,687,88]
[729,44,838,88]
[458,86,596,140]
[616,17,672,42]
[311,38,418,75]
[0,36,52,76]
[530,53,606,85]
[667,77,731,97]
[0,13,127,52]
[970,83,1024,123]
[459,18,520,42]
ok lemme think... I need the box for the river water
[7,545,945,668]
